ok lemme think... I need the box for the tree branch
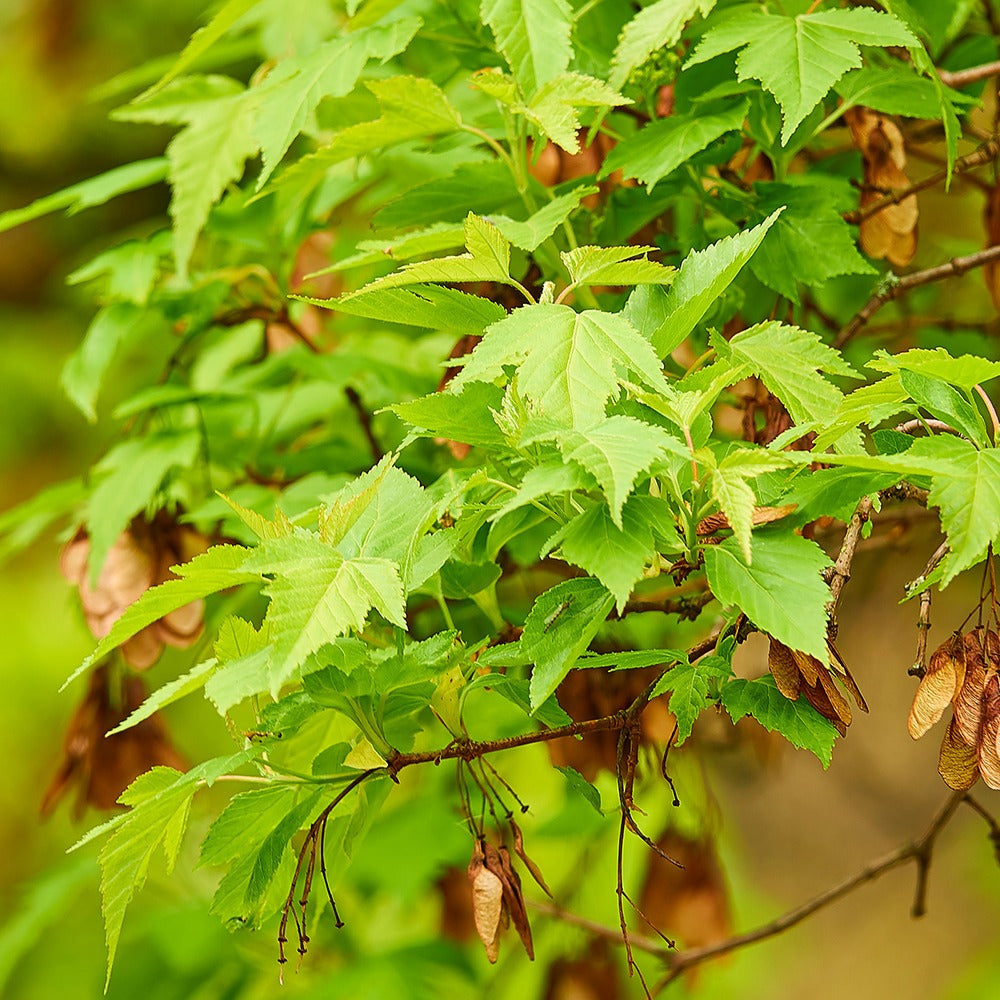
[937,59,1000,89]
[655,790,965,990]
[835,244,1000,348]
[843,138,1000,226]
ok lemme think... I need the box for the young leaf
[721,676,838,766]
[492,187,598,252]
[524,74,628,152]
[710,450,793,562]
[561,245,676,288]
[515,577,615,709]
[704,532,832,663]
[719,321,860,428]
[556,499,657,611]
[450,304,669,428]
[610,0,717,89]
[481,0,573,97]
[558,415,677,527]
[601,101,748,191]
[347,214,512,296]
[143,0,264,95]
[254,20,421,186]
[0,158,168,235]
[317,284,506,331]
[107,658,218,736]
[649,662,711,743]
[649,211,780,357]
[687,7,917,142]
[244,534,405,693]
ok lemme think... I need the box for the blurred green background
[3,1,1000,997]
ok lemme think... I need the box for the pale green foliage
[8,2,1000,990]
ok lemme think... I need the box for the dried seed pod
[938,717,980,790]
[846,106,918,266]
[908,633,965,739]
[41,663,187,817]
[468,841,504,963]
[952,629,989,747]
[511,819,552,897]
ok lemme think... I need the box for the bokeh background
[3,2,1000,997]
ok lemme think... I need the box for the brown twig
[843,139,1000,225]
[655,790,965,989]
[344,385,383,462]
[843,138,1000,225]
[835,244,1000,348]
[909,541,950,678]
[937,59,1000,89]
[826,495,874,613]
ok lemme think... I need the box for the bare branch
[655,790,965,989]
[836,244,1000,348]
[937,60,1000,89]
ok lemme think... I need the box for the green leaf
[556,765,603,813]
[515,577,615,709]
[316,284,506,331]
[61,304,146,421]
[610,0,717,89]
[144,0,264,95]
[347,213,511,296]
[558,415,675,527]
[721,676,837,766]
[704,531,831,662]
[812,374,909,452]
[578,649,688,671]
[898,370,989,448]
[85,431,202,579]
[749,179,874,301]
[524,73,628,152]
[868,348,1000,391]
[200,785,299,868]
[556,499,656,611]
[494,462,593,520]
[96,753,256,986]
[254,20,421,186]
[482,0,573,97]
[451,303,669,428]
[836,65,960,119]
[0,158,168,235]
[491,186,598,251]
[245,534,405,693]
[0,477,85,564]
[912,437,1000,585]
[719,321,860,427]
[68,545,258,688]
[67,232,171,305]
[711,450,792,562]
[107,658,218,736]
[561,245,676,288]
[601,100,747,191]
[648,661,715,743]
[391,383,507,448]
[688,7,917,142]
[120,77,259,278]
[650,211,780,357]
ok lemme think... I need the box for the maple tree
[5,0,1000,995]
